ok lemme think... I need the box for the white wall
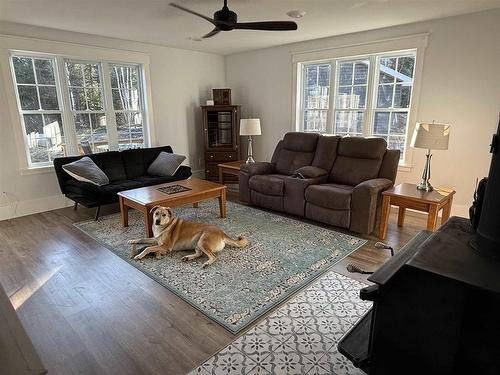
[226,9,500,217]
[0,22,225,219]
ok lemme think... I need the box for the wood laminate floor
[0,195,432,374]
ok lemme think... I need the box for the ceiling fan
[169,0,298,39]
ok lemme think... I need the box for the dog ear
[166,207,174,217]
[149,205,161,214]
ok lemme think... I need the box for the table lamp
[410,121,450,192]
[240,118,261,164]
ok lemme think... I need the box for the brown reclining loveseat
[239,132,400,234]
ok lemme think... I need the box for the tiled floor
[190,271,371,375]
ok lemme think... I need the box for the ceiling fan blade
[234,21,298,31]
[202,28,221,38]
[169,3,215,25]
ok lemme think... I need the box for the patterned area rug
[190,271,370,375]
[74,201,366,333]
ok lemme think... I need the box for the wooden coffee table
[379,183,455,239]
[118,178,227,237]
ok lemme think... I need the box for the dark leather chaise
[239,133,400,234]
[54,146,191,219]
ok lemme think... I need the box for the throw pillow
[62,157,110,186]
[147,152,186,177]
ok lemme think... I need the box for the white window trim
[291,33,428,169]
[0,34,156,173]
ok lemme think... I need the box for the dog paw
[128,240,136,245]
[182,256,189,262]
[133,255,142,260]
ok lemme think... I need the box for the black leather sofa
[54,146,191,219]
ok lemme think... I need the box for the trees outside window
[10,54,148,167]
[297,51,416,162]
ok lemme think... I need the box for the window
[301,63,331,133]
[65,61,108,154]
[110,64,145,150]
[297,51,416,162]
[334,59,369,137]
[10,53,148,167]
[11,56,65,164]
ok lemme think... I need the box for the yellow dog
[129,206,249,268]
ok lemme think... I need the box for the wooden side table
[218,160,245,185]
[379,183,456,239]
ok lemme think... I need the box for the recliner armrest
[240,162,275,176]
[294,166,328,179]
[353,178,393,195]
[350,178,394,234]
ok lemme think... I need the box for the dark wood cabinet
[201,105,241,182]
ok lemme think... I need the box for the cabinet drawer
[206,152,238,162]
[205,162,219,180]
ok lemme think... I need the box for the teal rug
[74,201,366,333]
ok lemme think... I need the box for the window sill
[398,164,412,173]
[20,165,56,176]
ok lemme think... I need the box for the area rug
[189,271,371,375]
[74,201,366,333]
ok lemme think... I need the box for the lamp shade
[240,119,261,136]
[410,122,450,150]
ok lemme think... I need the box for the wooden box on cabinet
[201,105,241,182]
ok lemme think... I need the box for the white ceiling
[1,0,499,55]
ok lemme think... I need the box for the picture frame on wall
[213,88,232,105]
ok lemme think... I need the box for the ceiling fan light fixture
[286,10,306,19]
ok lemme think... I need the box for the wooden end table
[218,160,245,185]
[118,178,227,237]
[379,183,456,239]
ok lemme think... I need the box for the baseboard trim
[0,194,73,221]
[191,169,204,179]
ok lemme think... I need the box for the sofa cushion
[121,146,174,179]
[282,132,319,152]
[305,183,354,210]
[62,156,109,186]
[275,133,319,175]
[97,180,144,195]
[312,135,341,172]
[92,152,128,183]
[330,137,387,186]
[305,203,350,229]
[249,174,286,196]
[133,175,178,186]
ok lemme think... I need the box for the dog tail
[224,235,250,248]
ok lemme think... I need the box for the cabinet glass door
[207,110,233,148]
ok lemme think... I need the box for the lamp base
[416,181,433,192]
[416,150,433,192]
[245,135,255,164]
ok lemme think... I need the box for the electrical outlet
[0,191,10,206]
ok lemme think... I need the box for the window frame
[292,34,428,168]
[296,50,416,164]
[7,49,152,170]
[108,62,147,150]
[9,52,68,167]
[299,61,332,133]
